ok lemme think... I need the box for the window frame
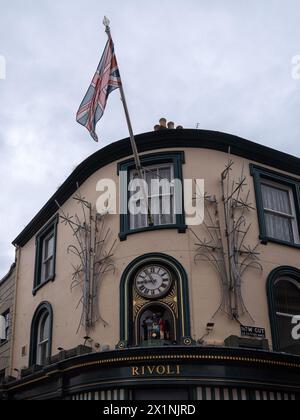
[29,302,53,367]
[36,311,50,366]
[129,163,176,230]
[267,266,300,354]
[118,152,186,241]
[250,164,300,249]
[260,179,300,244]
[41,231,55,284]
[0,309,10,345]
[33,214,59,295]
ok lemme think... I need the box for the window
[0,310,10,344]
[33,215,58,294]
[129,164,176,230]
[37,312,50,365]
[261,181,299,243]
[41,232,55,283]
[251,165,300,247]
[29,302,53,366]
[267,267,300,356]
[0,369,5,383]
[118,152,186,241]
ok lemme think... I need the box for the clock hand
[138,278,155,285]
[145,268,156,285]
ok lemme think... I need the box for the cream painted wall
[11,147,300,373]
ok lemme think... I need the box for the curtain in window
[264,213,293,242]
[262,184,291,214]
[130,166,175,230]
[261,184,294,242]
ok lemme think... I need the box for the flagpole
[103,18,142,172]
[103,17,153,226]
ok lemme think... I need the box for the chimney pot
[159,118,167,128]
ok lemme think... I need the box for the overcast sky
[0,0,300,278]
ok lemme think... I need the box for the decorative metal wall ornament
[191,153,263,322]
[56,192,116,334]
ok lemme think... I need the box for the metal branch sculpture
[57,192,116,334]
[191,153,262,322]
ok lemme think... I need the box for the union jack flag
[76,37,122,142]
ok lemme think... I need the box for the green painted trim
[119,224,188,241]
[118,152,186,241]
[29,302,53,367]
[33,214,59,296]
[119,253,191,345]
[250,164,300,247]
[267,266,300,352]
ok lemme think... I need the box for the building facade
[0,263,16,383]
[1,125,300,400]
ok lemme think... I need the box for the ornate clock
[134,265,173,299]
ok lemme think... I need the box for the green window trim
[118,151,186,241]
[33,214,59,295]
[267,266,300,352]
[250,164,300,249]
[118,253,192,349]
[29,301,53,367]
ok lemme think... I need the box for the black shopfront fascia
[2,346,300,400]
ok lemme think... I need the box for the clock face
[135,265,172,299]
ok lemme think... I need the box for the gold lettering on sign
[147,366,156,375]
[131,367,139,376]
[157,365,166,375]
[131,365,181,377]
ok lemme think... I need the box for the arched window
[267,267,300,355]
[29,302,53,366]
[118,253,192,348]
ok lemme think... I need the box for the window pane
[37,313,50,365]
[265,212,293,242]
[41,259,53,283]
[274,279,300,355]
[276,314,300,355]
[261,184,292,214]
[38,342,49,366]
[38,313,50,341]
[145,168,157,186]
[275,280,300,315]
[130,203,148,229]
[158,167,172,182]
[5,312,9,340]
[41,342,48,365]
[44,235,54,259]
[45,258,53,280]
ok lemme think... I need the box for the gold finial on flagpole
[103,16,110,33]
